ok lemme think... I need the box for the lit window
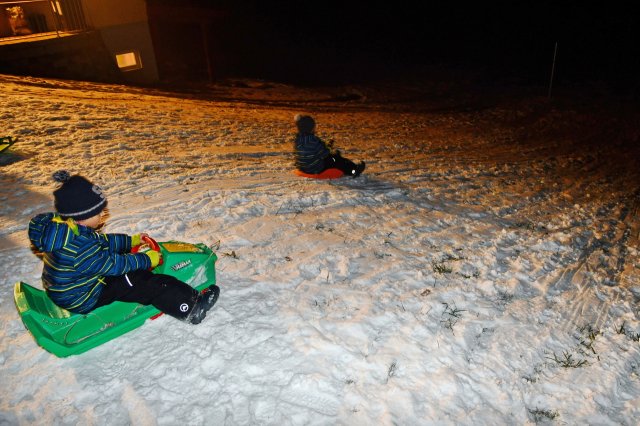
[115,51,143,71]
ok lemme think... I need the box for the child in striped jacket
[28,171,219,324]
[293,114,365,177]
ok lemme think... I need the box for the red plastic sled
[293,168,344,180]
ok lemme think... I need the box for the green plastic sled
[14,240,217,357]
[0,136,17,153]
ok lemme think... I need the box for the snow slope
[1,73,639,425]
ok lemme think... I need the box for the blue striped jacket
[294,133,331,174]
[28,212,152,313]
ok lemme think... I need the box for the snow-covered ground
[1,72,639,425]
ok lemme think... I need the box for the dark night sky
[153,1,640,87]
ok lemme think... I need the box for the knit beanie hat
[52,170,107,221]
[295,114,316,134]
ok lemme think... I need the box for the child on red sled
[293,114,366,178]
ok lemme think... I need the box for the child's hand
[145,250,161,268]
[131,233,150,247]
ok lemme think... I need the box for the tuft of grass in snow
[440,302,465,333]
[522,363,545,383]
[617,321,640,342]
[385,361,398,384]
[457,270,480,279]
[547,350,588,368]
[528,407,559,422]
[432,262,452,274]
[496,291,514,304]
[420,288,432,296]
[443,252,465,261]
[222,250,239,259]
[577,324,600,355]
[374,251,392,259]
[315,223,335,232]
[432,252,468,275]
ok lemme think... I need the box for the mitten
[131,234,142,247]
[145,250,161,268]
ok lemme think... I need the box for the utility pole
[548,41,558,99]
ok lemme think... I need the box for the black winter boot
[353,161,366,178]
[189,285,220,324]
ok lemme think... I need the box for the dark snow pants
[322,153,358,175]
[95,270,198,320]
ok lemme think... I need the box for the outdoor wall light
[115,50,142,71]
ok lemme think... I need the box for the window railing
[1,0,89,41]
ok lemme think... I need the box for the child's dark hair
[295,114,316,134]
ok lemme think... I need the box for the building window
[115,51,142,71]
